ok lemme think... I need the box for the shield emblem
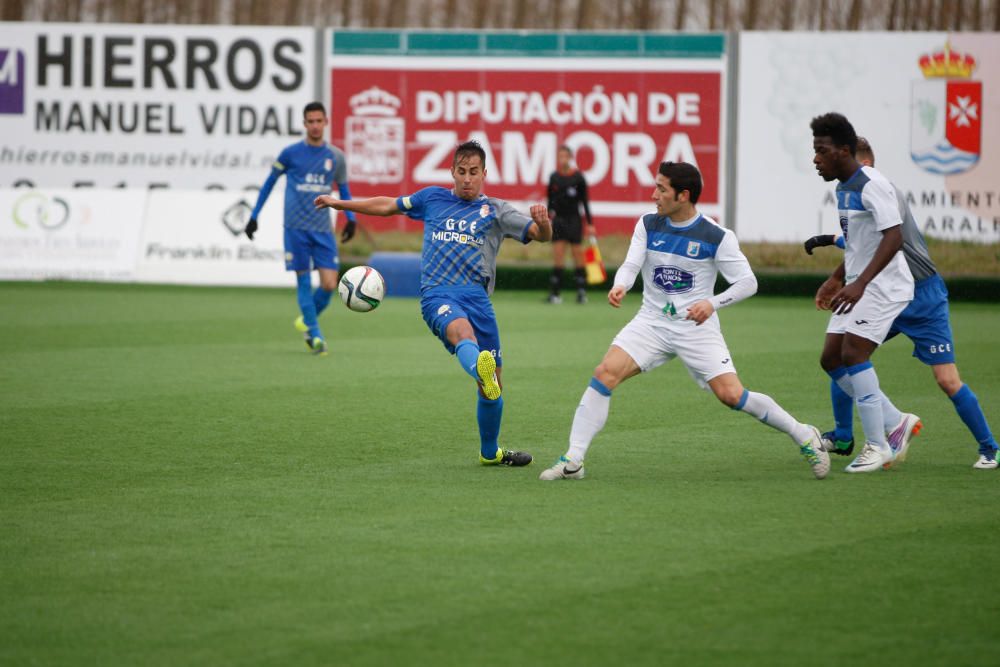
[686,241,700,257]
[324,158,333,172]
[911,79,981,175]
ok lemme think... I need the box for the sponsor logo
[855,319,869,325]
[651,240,665,247]
[221,199,253,236]
[929,343,952,354]
[651,265,694,294]
[911,42,981,175]
[346,86,405,184]
[12,192,72,230]
[0,49,25,115]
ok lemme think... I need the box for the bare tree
[2,0,25,20]
[847,0,863,28]
[675,0,688,29]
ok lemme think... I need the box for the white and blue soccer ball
[338,265,386,312]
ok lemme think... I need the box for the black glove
[804,234,836,255]
[245,217,258,240]
[341,219,357,243]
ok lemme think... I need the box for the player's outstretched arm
[314,195,400,217]
[526,204,553,242]
[804,234,837,255]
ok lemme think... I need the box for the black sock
[574,268,587,291]
[550,269,562,295]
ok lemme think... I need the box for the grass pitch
[2,282,998,666]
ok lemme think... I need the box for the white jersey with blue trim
[836,166,914,302]
[615,212,755,325]
[396,186,533,295]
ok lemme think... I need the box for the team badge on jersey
[686,241,701,257]
[911,43,981,175]
[652,266,694,294]
[479,204,490,218]
[324,158,333,172]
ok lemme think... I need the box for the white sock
[566,383,611,465]
[846,366,889,451]
[738,390,812,445]
[834,373,902,433]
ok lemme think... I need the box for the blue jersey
[396,187,533,294]
[251,141,352,233]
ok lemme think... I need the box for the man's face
[652,173,684,217]
[452,154,486,201]
[557,148,572,171]
[813,135,847,182]
[304,110,328,142]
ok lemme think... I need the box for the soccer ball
[339,266,386,312]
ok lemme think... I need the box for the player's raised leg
[540,344,640,480]
[710,373,830,479]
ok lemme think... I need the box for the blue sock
[313,287,333,316]
[950,384,999,455]
[455,339,480,380]
[826,368,854,443]
[296,273,320,339]
[478,395,503,460]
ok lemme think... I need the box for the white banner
[0,188,146,281]
[0,23,315,191]
[136,187,309,287]
[736,31,1000,243]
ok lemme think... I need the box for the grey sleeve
[491,198,533,244]
[332,146,349,183]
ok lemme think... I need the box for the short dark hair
[303,101,326,117]
[453,140,486,168]
[810,112,858,155]
[658,161,702,204]
[558,144,573,155]
[856,136,874,165]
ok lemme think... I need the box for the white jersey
[836,166,914,302]
[614,212,757,326]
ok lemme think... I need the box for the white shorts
[611,312,736,389]
[826,288,911,345]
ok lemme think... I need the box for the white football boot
[973,453,998,470]
[846,442,893,473]
[884,413,922,469]
[799,425,831,480]
[539,456,585,481]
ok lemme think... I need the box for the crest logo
[324,158,332,172]
[651,266,694,294]
[479,204,489,218]
[346,86,405,184]
[686,241,701,257]
[911,43,981,175]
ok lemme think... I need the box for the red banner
[329,62,724,234]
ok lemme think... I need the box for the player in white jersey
[539,161,830,481]
[810,113,918,474]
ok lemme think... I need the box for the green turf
[2,282,998,666]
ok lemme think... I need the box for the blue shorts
[284,228,339,272]
[420,284,502,366]
[885,273,955,364]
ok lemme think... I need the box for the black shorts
[552,217,583,244]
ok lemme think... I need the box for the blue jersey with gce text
[396,187,533,295]
[256,141,349,233]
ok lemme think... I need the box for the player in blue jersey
[313,141,552,466]
[245,101,358,356]
[806,136,998,470]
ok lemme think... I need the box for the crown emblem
[348,86,401,117]
[918,42,976,79]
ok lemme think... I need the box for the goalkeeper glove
[804,234,836,255]
[245,218,258,240]
[341,219,356,243]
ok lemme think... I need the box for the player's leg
[314,267,338,316]
[549,237,566,303]
[934,363,999,468]
[541,316,662,481]
[310,232,339,317]
[569,239,587,304]
[709,373,829,479]
[285,229,326,354]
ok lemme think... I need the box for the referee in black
[546,145,594,304]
